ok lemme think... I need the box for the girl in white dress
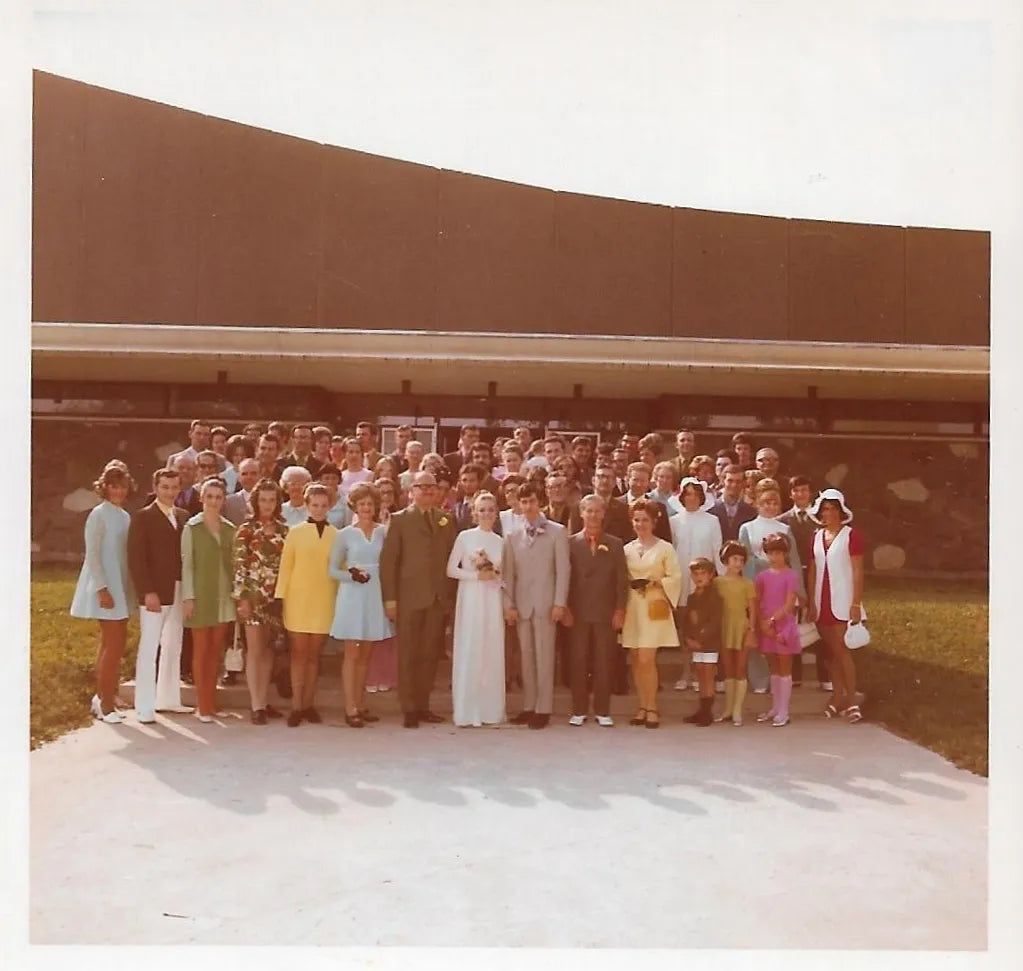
[446,492,507,727]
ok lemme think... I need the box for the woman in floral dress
[232,478,289,724]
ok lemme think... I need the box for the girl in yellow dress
[622,498,683,729]
[713,540,758,726]
[274,483,339,726]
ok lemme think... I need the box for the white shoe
[568,714,586,726]
[365,685,378,693]
[196,713,214,723]
[712,713,726,723]
[673,679,688,691]
[772,715,790,727]
[752,687,768,695]
[820,681,834,691]
[157,705,194,714]
[715,681,725,693]
[101,710,125,724]
[689,680,699,690]
[137,712,156,724]
[732,715,743,727]
[757,710,776,723]
[596,715,614,727]
[377,685,391,693]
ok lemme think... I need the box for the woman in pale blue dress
[328,482,394,727]
[70,463,135,724]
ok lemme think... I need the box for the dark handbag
[647,597,671,622]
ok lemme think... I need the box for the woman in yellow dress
[622,498,683,729]
[274,483,339,727]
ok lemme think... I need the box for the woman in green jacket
[182,476,237,722]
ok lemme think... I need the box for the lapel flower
[597,544,609,552]
[437,516,449,527]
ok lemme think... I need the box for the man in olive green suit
[380,471,457,728]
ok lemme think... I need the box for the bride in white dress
[446,492,507,727]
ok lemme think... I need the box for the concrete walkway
[30,689,986,949]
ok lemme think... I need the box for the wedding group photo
[19,1,1006,959]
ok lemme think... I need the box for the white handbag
[224,645,245,672]
[844,621,871,650]
[797,621,821,649]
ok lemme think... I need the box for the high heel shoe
[629,709,647,726]
[645,710,660,729]
[345,712,365,728]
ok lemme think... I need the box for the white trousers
[135,581,184,717]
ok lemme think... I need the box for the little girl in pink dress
[754,533,803,727]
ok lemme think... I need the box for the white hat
[807,488,853,525]
[678,477,715,512]
[844,621,871,650]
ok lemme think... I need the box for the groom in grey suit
[502,482,571,729]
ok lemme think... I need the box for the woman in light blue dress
[70,463,135,724]
[328,482,394,727]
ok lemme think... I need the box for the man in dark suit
[453,463,484,532]
[565,495,628,726]
[610,448,631,497]
[278,423,324,477]
[380,471,458,728]
[127,468,193,722]
[591,467,632,541]
[709,465,757,543]
[778,473,831,691]
[442,423,480,478]
[468,443,501,496]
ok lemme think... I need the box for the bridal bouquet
[472,549,501,585]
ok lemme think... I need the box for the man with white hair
[755,447,780,481]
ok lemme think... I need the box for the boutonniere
[437,516,449,527]
[597,544,609,553]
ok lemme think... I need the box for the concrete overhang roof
[32,322,989,403]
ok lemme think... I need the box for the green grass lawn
[29,567,990,773]
[854,576,988,775]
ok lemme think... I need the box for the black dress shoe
[223,672,238,686]
[287,710,303,727]
[303,707,322,724]
[265,704,283,719]
[345,712,365,728]
[510,710,534,725]
[528,713,550,730]
[251,709,267,725]
[359,709,380,723]
[418,711,445,724]
[403,713,420,728]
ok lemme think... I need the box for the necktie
[588,535,598,554]
[166,509,177,530]
[426,508,435,533]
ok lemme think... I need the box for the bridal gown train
[446,526,507,727]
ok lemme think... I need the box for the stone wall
[31,419,989,575]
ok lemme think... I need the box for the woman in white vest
[805,489,865,723]
[669,477,723,690]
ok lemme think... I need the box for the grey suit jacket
[567,532,628,625]
[501,517,570,618]
[222,491,251,527]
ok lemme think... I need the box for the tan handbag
[647,597,671,622]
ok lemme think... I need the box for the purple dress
[754,568,801,655]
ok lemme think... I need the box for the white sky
[26,0,1011,230]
